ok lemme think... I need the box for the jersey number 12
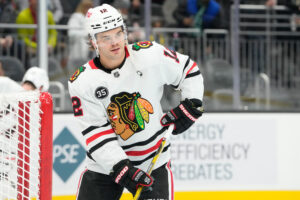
[71,96,83,116]
[164,48,180,63]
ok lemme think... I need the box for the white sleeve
[155,42,204,101]
[0,77,24,93]
[176,58,204,101]
[68,81,128,173]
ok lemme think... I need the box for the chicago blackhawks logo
[69,66,86,83]
[132,41,153,51]
[107,92,154,140]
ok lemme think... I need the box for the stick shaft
[133,124,174,200]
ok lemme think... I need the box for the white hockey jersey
[68,41,204,175]
[0,77,24,93]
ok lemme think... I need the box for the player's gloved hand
[110,159,153,195]
[160,98,203,134]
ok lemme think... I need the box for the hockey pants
[76,161,174,200]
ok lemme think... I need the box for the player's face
[95,27,125,59]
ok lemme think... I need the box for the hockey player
[68,4,204,200]
[21,66,49,92]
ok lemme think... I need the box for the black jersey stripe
[102,121,111,127]
[82,122,110,136]
[89,137,117,154]
[171,57,191,88]
[186,70,201,79]
[82,126,99,136]
[121,127,167,150]
[131,144,170,166]
[183,57,191,72]
[86,152,95,161]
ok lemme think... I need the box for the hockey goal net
[0,91,53,200]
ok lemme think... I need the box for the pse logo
[53,127,85,182]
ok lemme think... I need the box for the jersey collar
[89,54,126,74]
[88,46,129,72]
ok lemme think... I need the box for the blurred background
[0,0,300,112]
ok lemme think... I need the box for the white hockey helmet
[85,4,126,56]
[22,67,49,92]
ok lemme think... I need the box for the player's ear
[91,41,97,49]
[90,38,97,49]
[87,34,96,49]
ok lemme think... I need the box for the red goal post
[0,91,53,200]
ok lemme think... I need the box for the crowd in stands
[67,0,93,77]
[16,0,57,55]
[1,0,299,64]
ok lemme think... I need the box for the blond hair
[76,0,93,14]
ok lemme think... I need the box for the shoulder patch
[69,66,86,83]
[132,41,153,51]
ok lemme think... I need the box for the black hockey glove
[160,98,203,135]
[110,159,153,195]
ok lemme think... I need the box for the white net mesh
[0,91,42,200]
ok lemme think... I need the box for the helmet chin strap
[92,36,100,58]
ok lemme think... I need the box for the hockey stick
[133,124,174,200]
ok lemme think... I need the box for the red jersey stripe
[167,161,174,200]
[76,169,88,199]
[125,138,163,156]
[125,46,130,58]
[186,62,197,76]
[86,129,114,145]
[89,59,98,69]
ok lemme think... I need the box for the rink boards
[52,191,300,200]
[52,113,300,200]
